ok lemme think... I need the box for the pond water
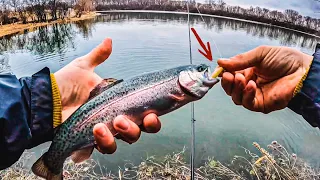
[1,11,320,173]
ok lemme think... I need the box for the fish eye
[196,65,206,72]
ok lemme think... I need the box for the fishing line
[195,5,223,59]
[186,1,196,180]
[195,4,205,22]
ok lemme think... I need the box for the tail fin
[32,152,63,180]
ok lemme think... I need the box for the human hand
[53,38,161,154]
[217,45,313,113]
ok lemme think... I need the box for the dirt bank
[0,12,97,38]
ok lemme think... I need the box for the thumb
[217,46,271,72]
[80,38,113,70]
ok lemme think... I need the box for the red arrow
[191,28,213,61]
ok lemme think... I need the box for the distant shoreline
[0,12,97,38]
[1,9,319,40]
[97,10,320,39]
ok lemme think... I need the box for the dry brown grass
[1,141,319,180]
[0,12,97,38]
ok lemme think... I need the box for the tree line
[1,0,319,35]
[0,0,95,25]
[95,0,320,35]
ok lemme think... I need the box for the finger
[221,72,234,96]
[218,70,246,78]
[113,115,141,144]
[217,45,272,72]
[93,123,117,154]
[231,73,246,105]
[243,68,257,83]
[242,80,258,111]
[82,38,113,70]
[141,113,161,133]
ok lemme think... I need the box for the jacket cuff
[26,67,55,148]
[50,74,62,128]
[288,43,320,128]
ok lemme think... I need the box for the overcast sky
[197,0,320,18]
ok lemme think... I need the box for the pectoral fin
[71,146,94,164]
[88,78,123,101]
[169,93,185,101]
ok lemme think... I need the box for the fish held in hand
[31,64,219,180]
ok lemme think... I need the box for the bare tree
[74,0,93,17]
[49,0,58,20]
[216,0,225,11]
[9,0,19,12]
[284,9,299,24]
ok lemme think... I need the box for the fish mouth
[202,67,217,87]
[178,65,219,99]
[178,67,216,99]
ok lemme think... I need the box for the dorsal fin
[88,78,123,101]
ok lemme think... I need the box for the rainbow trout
[31,64,219,180]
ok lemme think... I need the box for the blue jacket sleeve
[288,43,320,128]
[0,67,54,170]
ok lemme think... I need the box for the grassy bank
[1,141,319,180]
[0,12,97,38]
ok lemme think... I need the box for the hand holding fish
[53,38,161,154]
[217,45,313,114]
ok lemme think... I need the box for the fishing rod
[186,1,196,180]
[186,3,225,179]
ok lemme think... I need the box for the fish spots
[44,65,195,174]
[63,129,68,135]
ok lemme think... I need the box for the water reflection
[0,23,76,56]
[0,12,318,57]
[73,19,97,40]
[97,12,319,49]
[0,54,11,73]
